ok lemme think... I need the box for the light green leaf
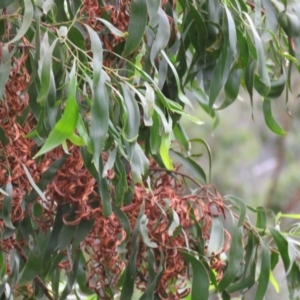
[150,8,170,65]
[22,164,47,203]
[207,216,224,256]
[269,270,280,293]
[160,133,173,170]
[96,17,127,37]
[33,63,79,158]
[139,215,158,248]
[263,98,286,136]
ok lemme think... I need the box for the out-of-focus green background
[181,70,300,299]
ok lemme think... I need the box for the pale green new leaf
[33,63,79,158]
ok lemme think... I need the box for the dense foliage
[1,0,300,299]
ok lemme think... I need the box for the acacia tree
[1,0,300,299]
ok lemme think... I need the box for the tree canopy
[1,0,300,299]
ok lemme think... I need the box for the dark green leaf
[0,0,15,8]
[97,156,112,217]
[263,98,286,136]
[123,0,147,56]
[183,252,209,300]
[255,241,270,300]
[60,250,80,300]
[139,249,164,300]
[120,202,145,300]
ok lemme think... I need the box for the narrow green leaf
[123,0,147,56]
[255,242,271,300]
[121,83,140,142]
[98,156,112,217]
[131,143,149,183]
[224,6,237,59]
[2,183,15,230]
[60,250,80,300]
[139,215,158,248]
[209,44,233,109]
[113,203,131,256]
[5,0,33,45]
[183,252,209,300]
[244,13,271,94]
[42,205,66,269]
[150,8,170,65]
[120,202,145,300]
[140,249,164,300]
[96,17,127,37]
[0,46,13,99]
[20,216,40,257]
[18,252,41,285]
[269,227,300,294]
[84,25,109,171]
[263,98,286,136]
[218,68,242,110]
[218,224,244,291]
[150,111,161,154]
[224,195,246,227]
[189,139,212,182]
[269,270,280,293]
[244,59,257,110]
[72,219,95,250]
[33,63,79,158]
[207,216,224,256]
[255,206,267,230]
[26,155,66,203]
[160,133,173,170]
[37,37,58,104]
[22,164,47,203]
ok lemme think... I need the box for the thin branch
[149,166,216,198]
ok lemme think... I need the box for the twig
[150,167,204,189]
[149,166,216,198]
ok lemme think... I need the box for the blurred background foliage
[183,69,300,213]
